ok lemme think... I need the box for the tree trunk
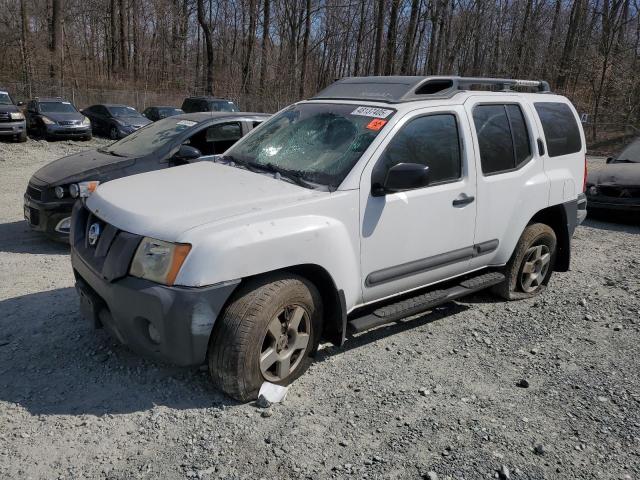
[384,0,400,75]
[19,0,32,97]
[50,0,64,83]
[119,0,127,72]
[197,0,214,95]
[400,0,420,74]
[373,0,385,75]
[259,0,271,108]
[299,0,311,97]
[241,0,257,97]
[110,0,117,75]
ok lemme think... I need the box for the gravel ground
[0,138,639,480]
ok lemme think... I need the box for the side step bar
[347,271,505,334]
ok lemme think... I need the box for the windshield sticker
[366,119,387,131]
[176,120,197,127]
[351,106,394,118]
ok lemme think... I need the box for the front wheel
[16,132,27,143]
[109,126,119,140]
[208,274,322,401]
[493,223,557,300]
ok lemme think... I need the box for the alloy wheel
[519,244,551,293]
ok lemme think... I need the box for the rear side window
[534,102,582,157]
[472,104,531,175]
[376,114,461,185]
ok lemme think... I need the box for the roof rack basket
[312,76,552,104]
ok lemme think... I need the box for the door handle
[452,193,475,207]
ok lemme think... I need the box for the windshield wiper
[257,163,326,190]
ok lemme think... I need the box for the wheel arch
[528,201,576,272]
[220,264,347,348]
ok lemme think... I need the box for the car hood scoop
[86,162,318,240]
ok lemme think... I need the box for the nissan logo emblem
[88,223,101,246]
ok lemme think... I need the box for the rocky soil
[0,139,638,479]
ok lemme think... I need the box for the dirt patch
[1,139,638,479]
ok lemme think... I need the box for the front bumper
[585,194,640,212]
[72,249,238,366]
[23,193,74,240]
[45,124,91,137]
[0,120,26,136]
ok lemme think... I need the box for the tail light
[582,156,588,192]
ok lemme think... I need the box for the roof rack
[312,76,551,104]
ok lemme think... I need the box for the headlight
[54,186,65,198]
[10,112,24,120]
[82,116,91,125]
[41,116,55,125]
[69,180,100,198]
[130,237,192,286]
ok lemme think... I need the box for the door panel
[359,105,477,303]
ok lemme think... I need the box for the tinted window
[209,100,239,112]
[181,99,195,112]
[101,117,200,157]
[0,92,13,105]
[38,101,77,113]
[534,102,582,157]
[473,104,531,175]
[206,122,242,142]
[107,105,141,117]
[376,114,461,185]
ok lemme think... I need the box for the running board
[348,271,505,334]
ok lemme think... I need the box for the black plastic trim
[365,240,499,287]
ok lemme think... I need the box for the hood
[86,162,320,240]
[116,115,151,128]
[588,162,640,187]
[32,149,136,185]
[0,104,19,113]
[44,111,86,123]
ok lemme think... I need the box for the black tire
[492,223,557,300]
[109,126,119,140]
[208,273,323,401]
[16,132,27,143]
[83,133,93,141]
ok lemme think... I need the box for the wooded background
[0,0,639,144]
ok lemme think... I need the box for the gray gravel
[1,139,639,479]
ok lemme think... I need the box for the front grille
[26,184,43,201]
[72,204,141,282]
[58,120,79,126]
[0,112,12,123]
[26,207,40,226]
[599,186,640,198]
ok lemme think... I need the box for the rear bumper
[586,195,640,212]
[0,120,26,136]
[577,193,587,225]
[71,249,239,366]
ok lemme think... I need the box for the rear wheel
[493,223,557,300]
[208,274,322,401]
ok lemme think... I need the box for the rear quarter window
[534,102,582,157]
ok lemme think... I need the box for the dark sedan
[586,137,640,214]
[142,106,184,121]
[24,112,269,241]
[82,104,152,139]
[25,97,92,140]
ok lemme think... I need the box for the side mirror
[606,157,614,164]
[174,144,202,162]
[372,163,430,196]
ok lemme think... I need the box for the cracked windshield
[225,103,395,188]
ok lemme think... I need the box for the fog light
[54,186,65,199]
[148,322,161,344]
[55,216,71,233]
[69,183,79,198]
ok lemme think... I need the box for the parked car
[0,89,26,142]
[25,112,269,242]
[82,104,152,139]
[586,137,640,214]
[142,106,184,122]
[181,96,239,113]
[70,76,587,401]
[25,97,92,141]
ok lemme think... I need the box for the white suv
[70,76,588,400]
